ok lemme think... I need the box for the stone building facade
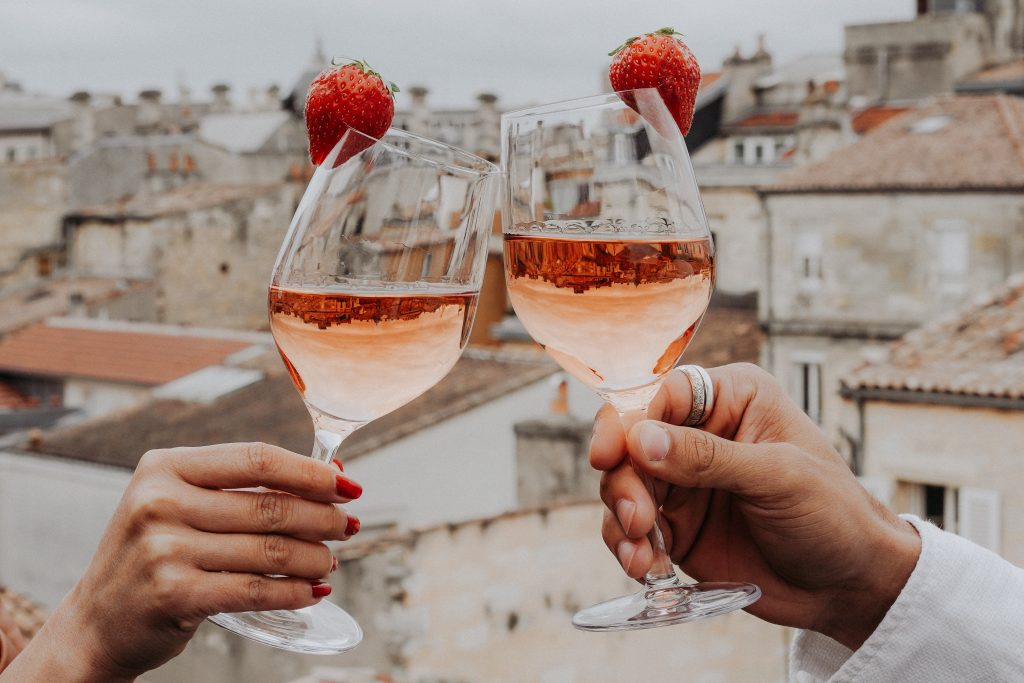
[761,95,1024,444]
[840,275,1024,566]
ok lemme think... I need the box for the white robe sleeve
[789,515,1024,682]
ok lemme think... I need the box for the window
[791,353,824,423]
[732,141,744,163]
[796,231,823,286]
[5,148,14,162]
[932,220,969,296]
[902,483,1001,552]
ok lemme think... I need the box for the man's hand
[592,363,921,650]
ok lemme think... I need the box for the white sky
[0,0,913,109]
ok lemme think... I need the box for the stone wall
[0,161,68,276]
[702,185,767,297]
[853,400,1024,566]
[148,502,791,683]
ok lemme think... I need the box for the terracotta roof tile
[0,380,32,410]
[851,106,911,135]
[961,59,1024,85]
[0,321,253,385]
[732,111,799,129]
[28,351,559,470]
[0,587,46,642]
[843,274,1024,399]
[0,277,153,336]
[769,94,1024,192]
[700,72,722,90]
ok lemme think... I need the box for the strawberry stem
[608,26,684,56]
[328,57,400,98]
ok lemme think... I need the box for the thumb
[628,420,780,496]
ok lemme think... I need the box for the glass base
[208,601,363,654]
[572,582,761,631]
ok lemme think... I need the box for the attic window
[910,115,952,134]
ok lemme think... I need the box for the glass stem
[311,413,365,464]
[617,405,681,589]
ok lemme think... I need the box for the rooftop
[843,275,1024,402]
[0,586,47,643]
[767,94,1024,193]
[957,58,1024,90]
[0,91,72,132]
[198,110,292,154]
[68,182,289,221]
[851,105,911,135]
[0,319,257,385]
[0,276,153,336]
[26,350,558,470]
[731,110,799,130]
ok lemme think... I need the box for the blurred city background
[1,1,1024,681]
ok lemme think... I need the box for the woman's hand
[2,443,361,682]
[592,363,920,650]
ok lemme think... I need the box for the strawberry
[608,27,701,136]
[304,59,399,166]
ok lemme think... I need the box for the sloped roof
[69,182,288,221]
[768,94,1024,193]
[0,319,255,385]
[0,277,153,336]
[198,110,291,153]
[27,350,559,470]
[851,105,910,135]
[0,92,72,132]
[843,275,1024,401]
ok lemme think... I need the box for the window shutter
[858,476,894,506]
[957,487,1001,554]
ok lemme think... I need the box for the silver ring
[677,365,714,427]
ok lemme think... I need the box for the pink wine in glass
[269,285,478,423]
[504,230,713,398]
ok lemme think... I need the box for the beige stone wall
[147,502,791,683]
[70,185,299,329]
[859,401,1024,567]
[0,161,69,274]
[701,186,766,297]
[765,193,1024,328]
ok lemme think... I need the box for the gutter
[839,386,1024,411]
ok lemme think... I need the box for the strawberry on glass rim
[304,58,399,167]
[608,27,701,137]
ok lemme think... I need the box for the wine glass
[501,89,761,630]
[208,128,500,653]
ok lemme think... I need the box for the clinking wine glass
[207,129,500,653]
[501,89,761,630]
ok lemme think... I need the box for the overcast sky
[0,0,912,109]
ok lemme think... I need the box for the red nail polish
[345,515,361,537]
[311,582,332,598]
[336,475,362,499]
[332,458,344,472]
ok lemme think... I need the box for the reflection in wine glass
[502,89,761,631]
[208,128,499,653]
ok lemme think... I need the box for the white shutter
[957,487,1001,554]
[858,476,894,506]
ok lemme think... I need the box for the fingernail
[330,556,338,573]
[637,422,670,462]
[616,499,636,535]
[345,515,361,537]
[311,582,332,598]
[332,458,344,472]
[617,540,636,574]
[336,475,362,500]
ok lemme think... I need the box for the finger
[599,462,656,540]
[193,533,335,579]
[627,420,782,495]
[601,510,653,580]
[198,573,329,615]
[182,488,355,541]
[648,367,695,425]
[589,403,627,471]
[145,443,361,503]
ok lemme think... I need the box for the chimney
[137,89,163,132]
[211,83,232,113]
[794,80,852,163]
[721,37,773,123]
[407,85,431,135]
[69,91,96,151]
[474,92,501,160]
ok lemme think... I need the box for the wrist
[820,514,921,651]
[8,591,137,683]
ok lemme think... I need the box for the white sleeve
[789,515,1024,683]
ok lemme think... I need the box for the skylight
[910,115,953,134]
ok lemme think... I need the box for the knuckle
[128,484,178,525]
[244,442,278,479]
[246,576,269,607]
[137,448,169,472]
[140,532,180,565]
[253,493,291,532]
[687,430,719,475]
[261,534,290,568]
[151,564,188,610]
